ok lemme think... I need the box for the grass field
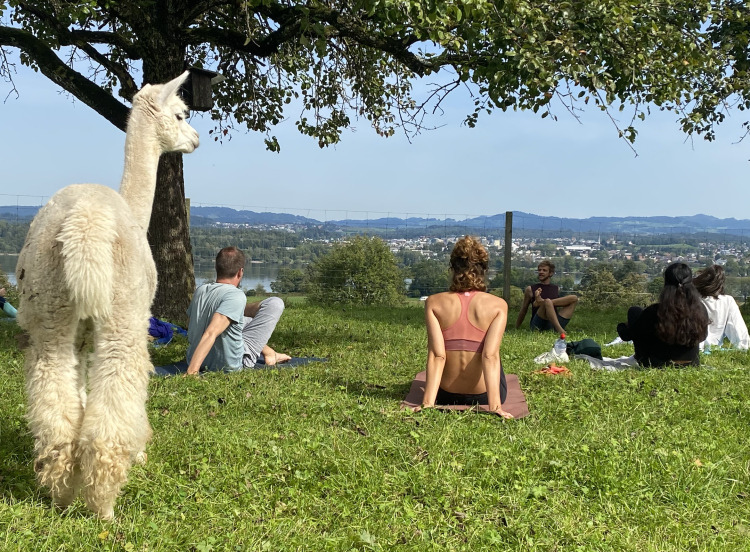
[1,303,750,551]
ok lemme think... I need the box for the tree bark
[142,1,194,324]
[147,153,195,324]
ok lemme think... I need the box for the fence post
[503,211,513,302]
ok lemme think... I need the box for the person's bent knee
[263,296,285,313]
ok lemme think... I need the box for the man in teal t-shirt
[186,246,290,374]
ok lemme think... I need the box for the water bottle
[553,333,567,358]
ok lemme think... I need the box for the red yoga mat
[400,371,530,419]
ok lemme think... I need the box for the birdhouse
[180,67,225,111]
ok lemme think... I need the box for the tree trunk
[147,153,195,324]
[142,0,194,325]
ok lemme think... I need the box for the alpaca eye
[175,113,183,121]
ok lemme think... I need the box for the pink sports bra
[441,291,487,353]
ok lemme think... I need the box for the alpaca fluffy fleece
[18,186,156,520]
[16,73,198,520]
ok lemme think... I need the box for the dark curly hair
[693,265,725,299]
[449,236,489,292]
[655,262,709,346]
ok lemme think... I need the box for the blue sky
[1,54,747,220]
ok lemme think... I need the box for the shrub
[408,259,450,297]
[0,268,19,310]
[489,285,525,309]
[579,265,649,308]
[306,236,405,306]
[270,268,307,294]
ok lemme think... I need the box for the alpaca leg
[24,317,85,509]
[78,314,152,520]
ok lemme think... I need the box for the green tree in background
[408,259,450,297]
[307,237,404,306]
[579,265,648,308]
[490,285,525,310]
[1,0,743,319]
[270,268,307,294]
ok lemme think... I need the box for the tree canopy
[2,0,745,144]
[1,0,747,319]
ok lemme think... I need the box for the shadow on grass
[0,423,38,502]
[270,327,393,353]
[323,375,411,402]
[339,306,424,327]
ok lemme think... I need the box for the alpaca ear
[157,71,190,106]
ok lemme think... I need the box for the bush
[306,236,405,306]
[245,282,267,297]
[270,268,306,294]
[0,268,19,311]
[579,265,649,308]
[408,259,450,297]
[489,285,525,309]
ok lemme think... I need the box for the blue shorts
[530,312,570,332]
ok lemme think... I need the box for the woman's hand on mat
[491,407,514,419]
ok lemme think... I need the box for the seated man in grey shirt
[186,246,290,375]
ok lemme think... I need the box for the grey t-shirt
[186,283,246,371]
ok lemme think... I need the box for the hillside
[6,204,750,234]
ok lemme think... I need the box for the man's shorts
[530,312,570,332]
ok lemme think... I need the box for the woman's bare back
[428,291,508,394]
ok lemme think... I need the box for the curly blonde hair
[449,236,489,292]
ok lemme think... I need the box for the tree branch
[183,21,304,59]
[68,30,142,59]
[0,25,129,131]
[185,3,454,76]
[16,2,139,100]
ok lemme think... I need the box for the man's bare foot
[264,351,292,366]
[533,287,544,308]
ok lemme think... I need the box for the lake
[1,255,281,292]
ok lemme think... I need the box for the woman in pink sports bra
[422,236,512,418]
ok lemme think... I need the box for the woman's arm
[422,298,447,408]
[482,300,512,418]
[724,297,750,350]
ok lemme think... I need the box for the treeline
[189,227,336,263]
[0,220,30,254]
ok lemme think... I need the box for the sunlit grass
[1,304,750,551]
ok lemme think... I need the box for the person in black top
[516,260,578,333]
[617,262,709,367]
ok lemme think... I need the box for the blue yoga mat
[153,356,327,376]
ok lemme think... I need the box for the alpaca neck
[118,114,162,230]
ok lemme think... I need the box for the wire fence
[0,194,48,223]
[3,196,750,300]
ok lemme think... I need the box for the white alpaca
[15,72,199,519]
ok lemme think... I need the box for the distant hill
[0,205,40,220]
[190,206,318,226]
[5,205,750,233]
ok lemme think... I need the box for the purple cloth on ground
[149,317,173,341]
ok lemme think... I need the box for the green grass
[2,305,750,551]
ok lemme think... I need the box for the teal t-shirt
[186,283,246,371]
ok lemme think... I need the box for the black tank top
[531,283,559,318]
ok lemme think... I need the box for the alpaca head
[131,72,200,154]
